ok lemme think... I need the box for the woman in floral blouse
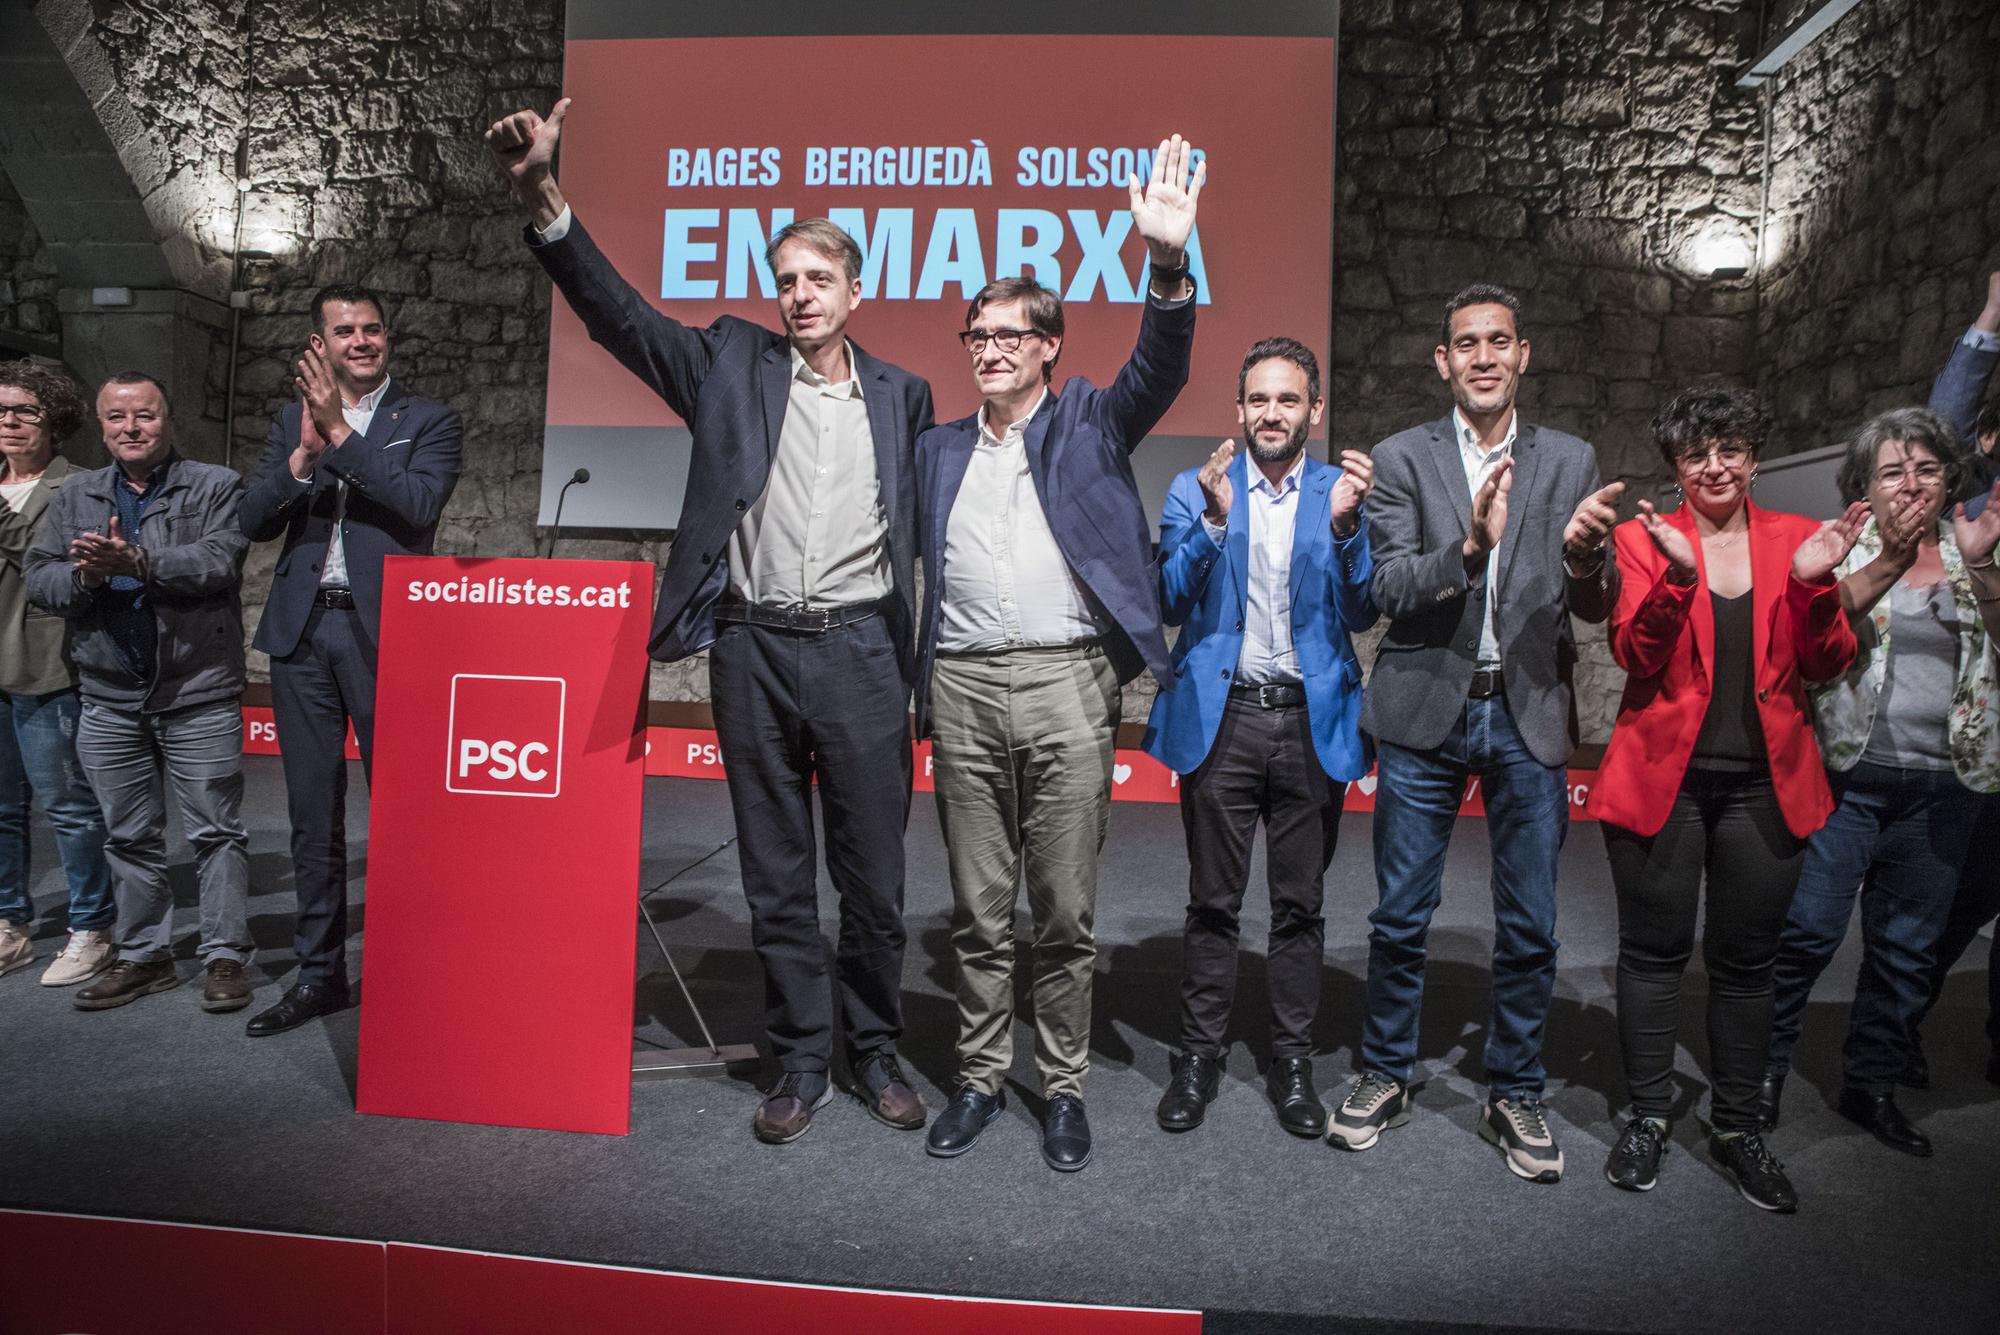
[1762,406,2000,1160]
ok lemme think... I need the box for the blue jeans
[1917,793,2000,1053]
[1364,694,1568,1099]
[1766,762,1981,1093]
[0,687,114,930]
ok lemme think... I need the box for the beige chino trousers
[930,642,1120,1099]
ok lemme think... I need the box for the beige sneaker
[1327,1072,1410,1150]
[1479,1096,1565,1183]
[41,928,115,987]
[0,920,34,979]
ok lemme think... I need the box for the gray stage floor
[2,758,1996,1334]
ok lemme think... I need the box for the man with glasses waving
[915,135,1205,1173]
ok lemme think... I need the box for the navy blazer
[240,381,463,657]
[1142,451,1378,781]
[529,218,934,668]
[913,293,1195,737]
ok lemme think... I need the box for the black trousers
[1918,792,2000,1052]
[269,603,377,987]
[708,611,912,1074]
[1177,694,1344,1060]
[1602,767,1805,1132]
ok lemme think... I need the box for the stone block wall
[0,175,60,341]
[1757,0,2000,446]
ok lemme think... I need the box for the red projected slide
[546,33,1333,437]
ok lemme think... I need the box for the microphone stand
[540,467,590,559]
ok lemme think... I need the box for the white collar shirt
[1454,406,1517,669]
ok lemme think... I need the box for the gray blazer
[1361,414,1614,768]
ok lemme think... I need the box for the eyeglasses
[958,327,1043,354]
[0,403,46,424]
[1873,463,1946,485]
[1676,444,1752,472]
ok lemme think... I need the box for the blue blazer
[913,294,1194,737]
[240,381,463,657]
[1141,451,1378,781]
[529,219,934,669]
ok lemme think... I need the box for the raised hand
[484,98,571,222]
[288,387,326,482]
[1564,481,1626,560]
[1792,501,1871,584]
[1875,489,1933,570]
[1635,499,1697,581]
[1197,439,1235,524]
[1128,134,1206,267]
[1331,448,1374,536]
[71,515,141,582]
[1951,479,2000,566]
[295,347,348,449]
[1462,456,1514,563]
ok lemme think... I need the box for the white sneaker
[41,928,114,987]
[0,920,35,979]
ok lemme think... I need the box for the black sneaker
[1327,1072,1409,1150]
[1479,1096,1564,1183]
[1605,1117,1668,1192]
[1709,1130,1797,1214]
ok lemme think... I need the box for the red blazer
[1586,500,1857,838]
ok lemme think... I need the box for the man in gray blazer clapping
[1328,284,1621,1184]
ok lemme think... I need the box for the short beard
[1243,418,1309,466]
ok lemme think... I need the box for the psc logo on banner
[445,674,565,798]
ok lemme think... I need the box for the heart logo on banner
[1355,772,1378,796]
[1113,763,1133,785]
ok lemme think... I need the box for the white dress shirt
[1203,454,1306,684]
[729,344,889,607]
[1964,325,2000,354]
[1454,406,1516,669]
[297,377,390,590]
[937,389,1101,652]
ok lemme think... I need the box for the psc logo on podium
[445,673,566,798]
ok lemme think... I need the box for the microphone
[543,467,591,559]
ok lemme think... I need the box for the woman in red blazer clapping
[1586,385,1863,1213]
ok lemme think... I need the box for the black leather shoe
[1042,1094,1091,1172]
[245,980,349,1036]
[1755,1072,1784,1130]
[1837,1087,1932,1157]
[1265,1057,1326,1138]
[1155,1052,1222,1132]
[926,1086,1004,1158]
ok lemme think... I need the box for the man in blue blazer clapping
[1142,338,1377,1140]
[917,135,1205,1173]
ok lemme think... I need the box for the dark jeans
[708,611,911,1074]
[1603,768,1805,1132]
[0,687,114,930]
[1916,793,2000,1053]
[1177,693,1344,1060]
[270,603,378,987]
[1363,693,1567,1099]
[1768,762,1982,1092]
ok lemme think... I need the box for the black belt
[313,587,356,610]
[714,597,885,634]
[1468,668,1504,699]
[1229,680,1305,709]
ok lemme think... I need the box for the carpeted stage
[2,758,1996,1334]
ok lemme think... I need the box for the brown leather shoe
[74,958,180,1011]
[201,958,252,1012]
[753,1071,832,1144]
[855,1053,926,1129]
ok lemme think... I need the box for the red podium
[356,556,655,1134]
